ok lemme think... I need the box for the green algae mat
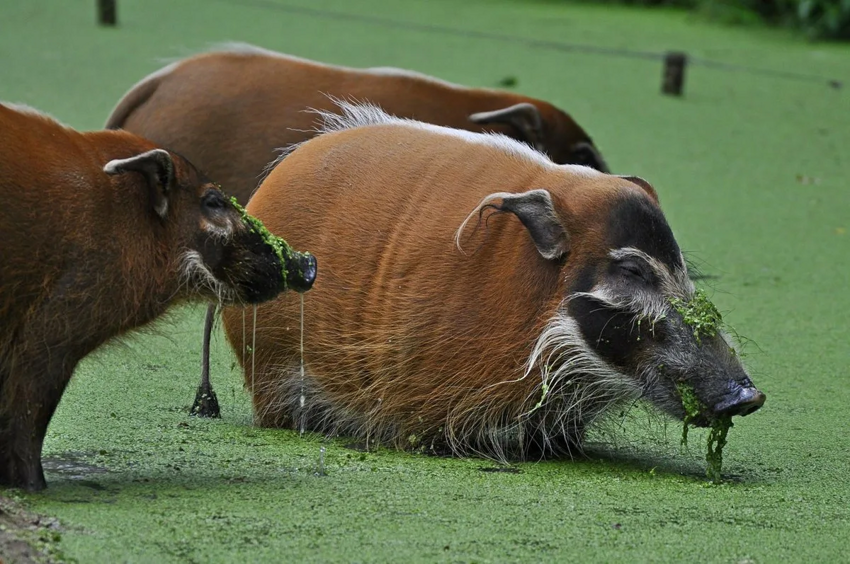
[2,0,849,562]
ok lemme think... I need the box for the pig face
[565,192,765,425]
[463,183,764,446]
[104,149,316,304]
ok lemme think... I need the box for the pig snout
[713,383,766,417]
[286,252,317,293]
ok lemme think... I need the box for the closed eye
[617,260,648,282]
[203,190,227,210]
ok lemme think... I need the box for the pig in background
[106,42,609,206]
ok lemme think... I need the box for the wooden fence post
[662,51,687,96]
[98,0,116,26]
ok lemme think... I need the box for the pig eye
[202,191,226,211]
[617,260,648,282]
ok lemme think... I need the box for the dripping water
[299,293,306,436]
[315,446,326,477]
[251,304,257,426]
[241,309,246,369]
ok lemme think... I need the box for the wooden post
[662,51,687,96]
[98,0,116,26]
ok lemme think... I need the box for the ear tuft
[619,175,659,203]
[104,149,174,218]
[459,189,568,260]
[469,103,544,151]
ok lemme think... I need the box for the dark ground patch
[0,495,66,564]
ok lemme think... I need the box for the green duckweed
[677,382,702,447]
[230,196,313,288]
[669,289,723,344]
[676,382,733,482]
[705,415,733,482]
[670,290,739,481]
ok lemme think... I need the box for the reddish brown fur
[221,114,646,459]
[106,44,605,203]
[0,103,287,490]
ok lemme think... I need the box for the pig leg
[0,349,76,491]
[190,304,221,417]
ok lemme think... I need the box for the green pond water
[1,0,848,561]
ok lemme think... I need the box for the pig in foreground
[222,102,764,462]
[0,103,315,491]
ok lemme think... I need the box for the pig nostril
[302,257,317,285]
[288,255,317,293]
[714,387,766,417]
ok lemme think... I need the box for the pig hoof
[190,386,221,418]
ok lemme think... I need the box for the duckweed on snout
[669,289,723,344]
[672,291,737,481]
[229,196,312,287]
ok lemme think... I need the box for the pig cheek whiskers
[178,249,235,304]
[518,312,643,450]
[199,217,235,244]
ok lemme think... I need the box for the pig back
[0,107,98,320]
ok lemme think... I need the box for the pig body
[222,103,764,461]
[106,43,608,204]
[0,103,314,490]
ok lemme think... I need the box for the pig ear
[104,149,174,219]
[465,189,568,260]
[570,142,610,173]
[469,103,544,151]
[619,175,659,203]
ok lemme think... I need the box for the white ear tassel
[103,148,171,175]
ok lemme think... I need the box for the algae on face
[669,289,723,344]
[676,382,733,482]
[670,291,739,481]
[705,415,733,482]
[229,196,313,288]
[676,382,702,448]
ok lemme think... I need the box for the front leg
[0,350,76,491]
[191,303,221,418]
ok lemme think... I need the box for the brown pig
[106,42,609,206]
[222,102,764,462]
[0,103,315,490]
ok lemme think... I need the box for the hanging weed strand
[676,381,733,481]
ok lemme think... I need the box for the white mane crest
[261,99,559,181]
[314,97,402,133]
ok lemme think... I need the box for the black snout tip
[287,253,317,293]
[714,387,766,417]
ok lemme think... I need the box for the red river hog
[0,102,315,490]
[221,103,765,462]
